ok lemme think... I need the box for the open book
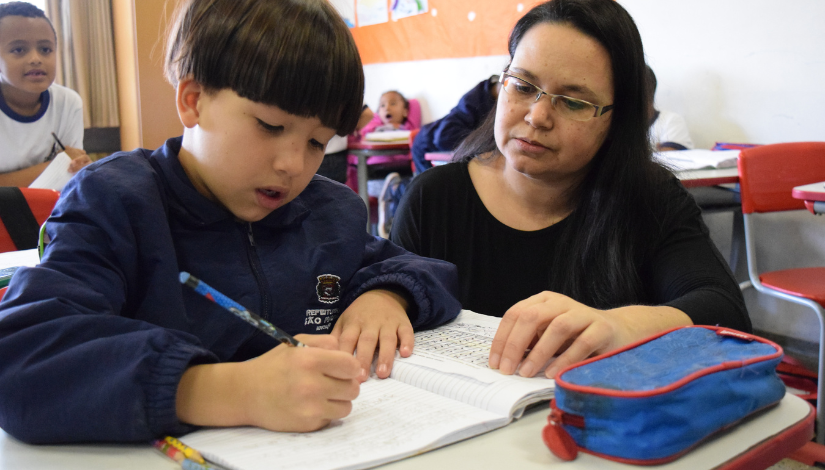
[654,149,740,171]
[178,310,554,470]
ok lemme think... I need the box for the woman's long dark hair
[454,0,668,309]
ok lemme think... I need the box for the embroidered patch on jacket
[316,274,341,304]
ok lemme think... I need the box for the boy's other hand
[176,334,361,433]
[65,147,92,173]
[332,289,414,382]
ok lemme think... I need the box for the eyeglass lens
[502,74,597,122]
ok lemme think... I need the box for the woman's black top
[390,161,749,331]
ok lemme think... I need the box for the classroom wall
[360,0,825,347]
[112,0,181,151]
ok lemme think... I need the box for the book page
[399,310,549,382]
[29,152,73,191]
[180,378,505,470]
[394,310,554,416]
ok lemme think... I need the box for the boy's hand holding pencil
[175,334,361,433]
[176,273,361,432]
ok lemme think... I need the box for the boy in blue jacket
[0,0,460,444]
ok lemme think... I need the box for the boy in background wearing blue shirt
[0,2,90,186]
[0,0,460,444]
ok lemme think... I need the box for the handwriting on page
[180,379,501,470]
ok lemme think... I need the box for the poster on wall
[357,0,389,27]
[329,0,356,28]
[391,0,428,20]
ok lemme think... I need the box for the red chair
[738,141,825,443]
[0,187,60,253]
[0,286,6,302]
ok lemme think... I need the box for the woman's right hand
[176,334,362,432]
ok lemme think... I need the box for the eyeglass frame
[499,71,614,121]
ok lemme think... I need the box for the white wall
[363,0,825,344]
[364,55,509,124]
[621,0,825,149]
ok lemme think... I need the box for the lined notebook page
[180,378,504,470]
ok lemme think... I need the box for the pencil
[164,436,205,464]
[50,132,66,151]
[179,271,305,347]
[152,439,220,470]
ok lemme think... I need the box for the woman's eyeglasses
[499,72,613,122]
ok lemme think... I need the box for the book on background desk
[363,130,411,143]
[29,152,73,191]
[654,149,740,171]
[179,310,554,470]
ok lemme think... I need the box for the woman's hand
[332,289,414,381]
[176,334,361,433]
[489,291,692,378]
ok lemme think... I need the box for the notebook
[179,310,555,470]
[29,152,73,191]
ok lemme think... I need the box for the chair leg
[818,321,825,445]
[729,209,749,287]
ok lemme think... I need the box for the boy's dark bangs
[172,0,364,136]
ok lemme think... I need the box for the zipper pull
[247,223,255,247]
[542,400,580,461]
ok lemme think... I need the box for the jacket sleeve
[0,164,216,444]
[432,79,496,151]
[343,230,461,331]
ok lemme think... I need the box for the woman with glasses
[390,0,748,378]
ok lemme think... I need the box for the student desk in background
[792,182,825,215]
[347,141,410,226]
[0,394,813,470]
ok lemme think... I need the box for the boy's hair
[165,0,365,136]
[0,2,56,38]
[382,90,409,110]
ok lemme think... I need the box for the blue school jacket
[411,77,497,173]
[0,137,460,444]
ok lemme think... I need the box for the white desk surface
[0,394,810,470]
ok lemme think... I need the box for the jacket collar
[151,137,311,229]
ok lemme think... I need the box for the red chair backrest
[0,286,6,302]
[738,142,825,214]
[407,98,422,129]
[0,188,60,253]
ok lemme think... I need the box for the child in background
[0,0,460,445]
[0,2,90,186]
[360,90,418,134]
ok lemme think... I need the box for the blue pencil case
[542,326,785,465]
